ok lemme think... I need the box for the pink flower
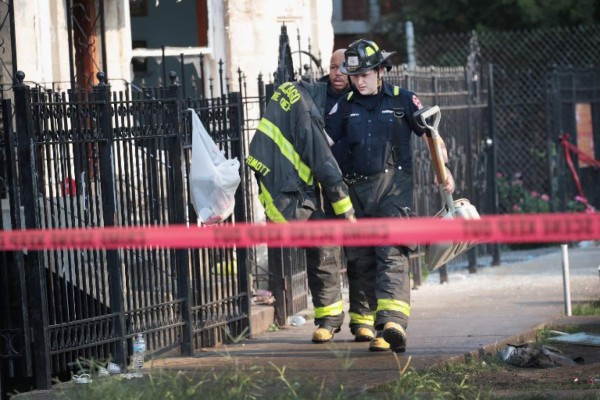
[512,204,521,211]
[496,172,504,178]
[540,194,550,201]
[574,195,586,203]
[530,191,539,197]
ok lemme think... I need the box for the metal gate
[547,67,600,211]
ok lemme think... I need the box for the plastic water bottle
[289,315,306,326]
[131,333,146,377]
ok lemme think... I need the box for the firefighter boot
[354,327,375,342]
[311,326,341,343]
[382,322,407,353]
[369,332,390,352]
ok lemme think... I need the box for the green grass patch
[573,300,600,316]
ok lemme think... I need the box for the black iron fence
[0,69,254,395]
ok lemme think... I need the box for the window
[130,0,147,17]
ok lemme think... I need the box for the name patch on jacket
[270,82,301,112]
[246,155,271,176]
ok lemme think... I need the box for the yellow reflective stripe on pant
[376,298,410,317]
[258,182,286,223]
[331,196,353,216]
[257,118,313,185]
[349,312,374,326]
[314,300,344,319]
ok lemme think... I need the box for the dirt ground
[474,324,600,398]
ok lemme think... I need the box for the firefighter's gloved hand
[347,214,357,223]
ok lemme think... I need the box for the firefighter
[325,39,455,352]
[316,49,375,343]
[247,79,355,343]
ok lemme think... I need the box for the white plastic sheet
[188,109,240,225]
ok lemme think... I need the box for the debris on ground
[253,289,275,305]
[500,343,579,368]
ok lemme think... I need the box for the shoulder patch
[328,102,338,115]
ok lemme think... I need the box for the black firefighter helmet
[340,38,395,76]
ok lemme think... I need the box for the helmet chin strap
[377,69,382,92]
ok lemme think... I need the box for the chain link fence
[415,24,600,213]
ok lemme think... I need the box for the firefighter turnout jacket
[326,82,428,177]
[247,80,354,222]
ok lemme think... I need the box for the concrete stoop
[250,304,275,337]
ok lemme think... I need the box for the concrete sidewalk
[148,244,600,391]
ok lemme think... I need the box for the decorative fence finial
[96,71,107,85]
[169,71,177,85]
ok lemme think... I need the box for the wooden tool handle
[426,135,447,187]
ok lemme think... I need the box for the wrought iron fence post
[1,98,33,379]
[165,74,193,355]
[269,248,289,326]
[94,72,127,367]
[465,65,478,274]
[229,90,251,335]
[13,71,51,389]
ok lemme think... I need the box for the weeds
[573,300,600,316]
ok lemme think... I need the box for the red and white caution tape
[0,212,599,251]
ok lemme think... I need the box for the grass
[573,299,600,316]
[32,354,502,400]
[14,350,599,400]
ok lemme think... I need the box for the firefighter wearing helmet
[325,38,456,352]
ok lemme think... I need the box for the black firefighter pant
[306,197,373,332]
[305,207,345,328]
[345,168,413,330]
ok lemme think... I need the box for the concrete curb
[434,315,599,368]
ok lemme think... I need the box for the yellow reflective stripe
[257,118,313,185]
[347,92,353,100]
[314,300,343,319]
[331,196,353,215]
[258,182,286,223]
[394,86,400,96]
[349,312,374,326]
[376,299,410,317]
